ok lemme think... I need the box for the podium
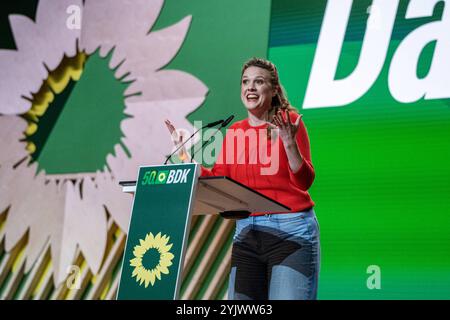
[116,163,289,300]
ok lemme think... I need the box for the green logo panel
[117,163,198,299]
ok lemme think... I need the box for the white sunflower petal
[0,0,82,115]
[125,70,208,103]
[114,16,192,79]
[80,0,164,56]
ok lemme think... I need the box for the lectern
[116,163,289,300]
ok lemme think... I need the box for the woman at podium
[165,58,320,300]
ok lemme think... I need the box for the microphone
[164,116,232,165]
[190,115,234,161]
[204,119,224,128]
[222,115,234,127]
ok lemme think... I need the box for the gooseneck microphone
[190,115,235,161]
[222,115,234,127]
[164,116,234,165]
[204,119,224,128]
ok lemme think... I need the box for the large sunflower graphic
[130,232,174,288]
[0,0,207,285]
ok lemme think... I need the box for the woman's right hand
[164,119,190,163]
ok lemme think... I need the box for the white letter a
[303,0,399,109]
[389,0,450,103]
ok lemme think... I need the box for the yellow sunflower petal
[159,258,173,268]
[130,257,142,267]
[133,245,146,258]
[149,270,156,286]
[144,269,151,288]
[155,232,162,244]
[141,236,146,249]
[159,243,173,253]
[149,232,158,248]
[132,267,139,278]
[154,267,161,280]
[161,252,174,261]
[159,265,169,274]
[163,235,170,244]
[144,233,153,248]
[139,272,145,286]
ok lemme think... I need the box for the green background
[267,0,450,299]
[1,0,449,299]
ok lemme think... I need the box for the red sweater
[201,112,315,215]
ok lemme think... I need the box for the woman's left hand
[269,110,302,146]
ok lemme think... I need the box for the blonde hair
[241,57,297,137]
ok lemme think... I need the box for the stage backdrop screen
[0,0,449,299]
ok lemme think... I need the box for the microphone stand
[164,126,202,165]
[190,117,233,161]
[164,116,234,165]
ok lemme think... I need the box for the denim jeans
[228,207,320,300]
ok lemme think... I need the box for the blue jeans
[228,207,320,300]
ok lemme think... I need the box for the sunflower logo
[130,232,174,288]
[0,0,207,285]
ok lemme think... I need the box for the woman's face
[241,66,276,116]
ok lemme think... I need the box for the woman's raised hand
[164,119,190,163]
[268,110,302,146]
